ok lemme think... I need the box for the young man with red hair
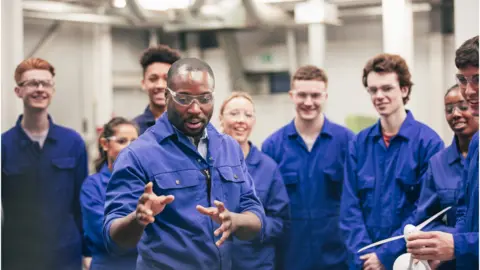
[1,58,88,270]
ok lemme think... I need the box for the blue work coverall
[262,117,354,270]
[132,105,156,135]
[340,111,444,269]
[454,131,479,270]
[103,113,266,270]
[1,115,88,270]
[80,164,137,270]
[232,143,290,270]
[390,137,465,270]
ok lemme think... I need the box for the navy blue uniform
[2,115,88,270]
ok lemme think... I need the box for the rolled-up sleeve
[103,148,147,255]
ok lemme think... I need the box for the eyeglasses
[18,79,54,90]
[292,91,326,100]
[366,85,395,95]
[224,109,255,120]
[456,74,479,87]
[445,101,470,114]
[106,136,136,145]
[166,87,214,106]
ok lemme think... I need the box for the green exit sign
[260,53,273,63]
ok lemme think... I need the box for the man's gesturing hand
[196,200,237,247]
[136,182,175,226]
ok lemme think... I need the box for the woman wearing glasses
[80,117,139,270]
[406,84,478,269]
[219,92,290,270]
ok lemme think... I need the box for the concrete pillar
[186,32,202,59]
[149,29,158,47]
[454,0,479,48]
[308,23,326,68]
[81,24,113,168]
[382,0,414,71]
[428,1,455,142]
[92,25,113,130]
[286,28,298,75]
[1,0,23,131]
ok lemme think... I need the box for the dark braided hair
[94,117,138,172]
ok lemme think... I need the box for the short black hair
[455,36,479,69]
[139,44,181,74]
[167,58,215,90]
[445,84,459,97]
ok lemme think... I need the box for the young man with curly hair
[340,53,444,270]
[133,44,181,134]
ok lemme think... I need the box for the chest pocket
[438,189,457,207]
[2,163,35,199]
[323,167,343,201]
[51,157,77,194]
[154,170,202,201]
[2,163,33,176]
[357,175,375,212]
[282,172,301,211]
[218,166,246,212]
[396,169,420,205]
[52,157,76,170]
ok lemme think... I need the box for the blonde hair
[219,91,255,116]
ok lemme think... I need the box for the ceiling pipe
[189,0,207,13]
[23,10,132,26]
[242,0,295,26]
[23,0,94,13]
[127,0,148,22]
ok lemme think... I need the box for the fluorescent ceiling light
[138,0,193,11]
[113,0,127,8]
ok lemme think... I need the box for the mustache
[185,116,206,122]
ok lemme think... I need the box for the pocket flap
[323,167,342,182]
[2,163,31,176]
[52,157,76,169]
[283,172,299,185]
[396,168,418,186]
[217,166,244,182]
[154,170,201,189]
[357,175,374,190]
[438,189,456,205]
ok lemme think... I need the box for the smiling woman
[219,92,290,270]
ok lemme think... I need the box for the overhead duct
[127,0,148,23]
[23,10,131,26]
[23,0,94,13]
[163,0,248,32]
[242,0,295,26]
[189,0,207,13]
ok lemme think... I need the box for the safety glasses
[445,101,470,114]
[166,87,214,106]
[455,74,479,87]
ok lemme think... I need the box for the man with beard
[133,44,181,134]
[407,35,479,270]
[103,58,265,270]
[2,58,88,270]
